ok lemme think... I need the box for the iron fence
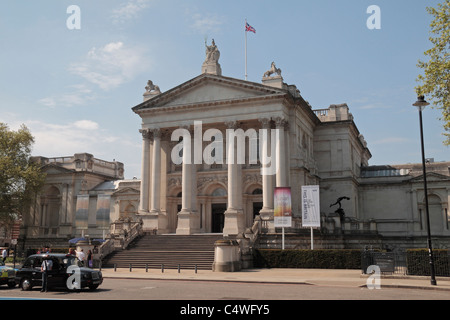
[361,249,450,277]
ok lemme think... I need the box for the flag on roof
[245,22,256,33]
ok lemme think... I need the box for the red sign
[11,221,20,240]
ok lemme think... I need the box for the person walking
[77,248,86,266]
[2,248,7,263]
[41,256,53,292]
[87,250,93,268]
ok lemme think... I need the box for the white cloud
[186,9,225,34]
[112,0,152,25]
[38,84,95,108]
[73,120,99,131]
[18,119,138,160]
[68,42,150,91]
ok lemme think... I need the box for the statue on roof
[202,39,222,76]
[145,80,161,94]
[263,61,282,78]
[204,39,220,63]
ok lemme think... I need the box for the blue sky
[1,0,448,179]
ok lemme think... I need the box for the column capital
[273,116,287,129]
[150,127,162,139]
[258,117,271,128]
[225,120,239,129]
[139,128,151,140]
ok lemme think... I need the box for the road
[1,278,449,301]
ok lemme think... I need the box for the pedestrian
[87,250,93,268]
[2,248,7,263]
[77,248,86,266]
[41,256,53,292]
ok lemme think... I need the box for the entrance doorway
[253,202,263,218]
[211,203,226,233]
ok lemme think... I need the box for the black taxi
[15,253,102,291]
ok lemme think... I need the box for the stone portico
[132,41,320,235]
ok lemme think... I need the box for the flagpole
[245,19,248,81]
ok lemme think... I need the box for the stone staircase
[102,234,223,270]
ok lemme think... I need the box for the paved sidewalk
[100,267,450,291]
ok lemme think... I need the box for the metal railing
[361,249,450,277]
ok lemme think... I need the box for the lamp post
[412,95,437,286]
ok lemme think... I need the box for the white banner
[301,185,321,228]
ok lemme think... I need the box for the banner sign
[75,195,89,229]
[274,187,292,227]
[96,195,111,229]
[301,185,321,228]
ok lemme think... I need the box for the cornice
[132,73,289,115]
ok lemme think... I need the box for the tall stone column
[139,129,151,213]
[258,118,275,232]
[275,117,288,187]
[150,128,161,213]
[259,118,274,214]
[176,126,199,234]
[223,121,244,236]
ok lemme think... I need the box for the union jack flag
[245,22,256,33]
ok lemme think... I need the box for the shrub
[253,249,361,269]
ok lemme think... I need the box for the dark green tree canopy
[0,123,45,224]
[416,0,450,145]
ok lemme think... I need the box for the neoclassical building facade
[18,42,450,251]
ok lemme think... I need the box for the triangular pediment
[112,187,140,196]
[133,74,287,113]
[411,172,450,183]
[42,164,74,175]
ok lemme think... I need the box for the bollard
[195,265,197,274]
[129,264,132,272]
[114,264,117,272]
[161,264,164,273]
[146,264,148,272]
[178,264,180,273]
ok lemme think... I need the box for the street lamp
[412,95,437,286]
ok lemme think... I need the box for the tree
[0,123,46,226]
[416,0,450,145]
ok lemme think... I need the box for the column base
[223,208,245,236]
[176,210,200,235]
[137,210,168,234]
[258,208,275,233]
[212,240,242,272]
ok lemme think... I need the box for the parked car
[0,260,16,288]
[15,253,102,291]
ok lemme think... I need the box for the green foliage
[416,0,450,145]
[0,123,46,224]
[253,249,361,269]
[406,249,450,276]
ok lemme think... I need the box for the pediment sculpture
[145,80,161,95]
[204,39,220,64]
[263,62,282,78]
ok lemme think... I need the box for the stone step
[103,234,222,270]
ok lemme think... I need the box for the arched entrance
[210,187,227,233]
